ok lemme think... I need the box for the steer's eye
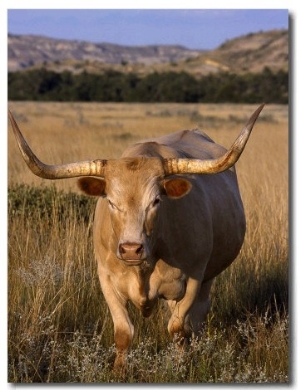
[108,199,118,210]
[152,197,161,207]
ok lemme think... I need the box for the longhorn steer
[9,104,264,369]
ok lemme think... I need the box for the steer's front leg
[113,321,134,370]
[98,271,134,370]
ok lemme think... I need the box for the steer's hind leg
[98,272,134,371]
[167,278,213,345]
[185,279,214,336]
[167,277,200,344]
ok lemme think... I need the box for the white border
[2,2,297,389]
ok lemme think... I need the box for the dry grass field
[7,102,288,383]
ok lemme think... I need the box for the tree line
[8,67,288,104]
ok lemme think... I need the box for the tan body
[90,130,246,368]
[8,104,264,370]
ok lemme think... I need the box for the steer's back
[122,129,228,161]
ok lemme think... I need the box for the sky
[7,8,288,50]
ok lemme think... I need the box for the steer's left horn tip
[255,103,265,116]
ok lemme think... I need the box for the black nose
[119,243,144,260]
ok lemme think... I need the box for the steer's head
[77,157,191,265]
[8,104,264,266]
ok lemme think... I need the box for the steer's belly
[150,260,187,301]
[157,277,187,301]
[128,260,187,316]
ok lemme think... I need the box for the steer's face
[78,157,191,265]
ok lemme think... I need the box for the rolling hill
[8,29,288,78]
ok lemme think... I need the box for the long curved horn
[8,110,107,179]
[163,103,265,175]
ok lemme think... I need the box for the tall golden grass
[8,102,288,383]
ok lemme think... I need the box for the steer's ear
[78,177,106,197]
[162,177,192,199]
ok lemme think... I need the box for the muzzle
[118,242,146,266]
